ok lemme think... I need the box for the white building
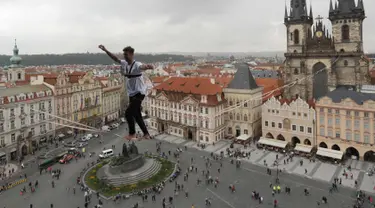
[262,96,316,147]
[99,75,123,124]
[223,64,263,139]
[147,77,227,143]
[0,85,55,162]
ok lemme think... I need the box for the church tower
[283,0,370,100]
[284,0,313,54]
[6,39,25,82]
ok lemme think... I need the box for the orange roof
[151,76,169,84]
[255,78,284,102]
[68,72,86,83]
[154,77,224,95]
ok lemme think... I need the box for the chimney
[210,78,215,84]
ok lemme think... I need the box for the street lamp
[276,162,279,184]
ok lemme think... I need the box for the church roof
[227,63,258,90]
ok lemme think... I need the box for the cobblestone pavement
[0,129,373,208]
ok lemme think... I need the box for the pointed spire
[357,0,364,10]
[284,4,289,21]
[335,1,338,10]
[329,0,334,12]
[309,4,313,19]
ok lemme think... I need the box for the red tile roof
[155,77,224,95]
[255,78,284,102]
[151,76,169,84]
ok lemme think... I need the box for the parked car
[59,154,74,164]
[76,142,88,148]
[64,141,77,148]
[102,125,110,132]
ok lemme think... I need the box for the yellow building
[316,87,375,161]
[69,71,102,129]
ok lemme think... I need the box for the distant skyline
[0,0,374,54]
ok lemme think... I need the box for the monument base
[109,155,145,174]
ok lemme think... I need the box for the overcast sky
[0,0,374,54]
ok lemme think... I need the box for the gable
[156,92,169,101]
[181,96,198,105]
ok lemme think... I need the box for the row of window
[319,128,373,144]
[319,117,375,130]
[0,123,53,145]
[319,108,373,118]
[150,102,210,115]
[267,109,309,118]
[264,121,312,134]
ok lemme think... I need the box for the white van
[99,149,114,159]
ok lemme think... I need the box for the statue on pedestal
[122,143,129,158]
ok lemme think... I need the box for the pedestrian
[99,44,154,140]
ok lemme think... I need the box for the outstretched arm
[98,45,121,64]
[139,64,154,71]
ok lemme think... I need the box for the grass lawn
[84,156,174,197]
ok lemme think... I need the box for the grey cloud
[0,0,374,54]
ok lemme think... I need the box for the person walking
[99,45,154,140]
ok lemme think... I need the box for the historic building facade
[224,64,263,138]
[0,85,55,162]
[99,75,123,124]
[42,72,73,135]
[147,77,227,143]
[69,71,102,128]
[283,0,370,100]
[316,87,375,161]
[262,96,316,146]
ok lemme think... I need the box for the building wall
[224,88,263,138]
[147,93,226,144]
[262,97,315,145]
[316,97,375,160]
[0,93,55,161]
[102,83,122,124]
[71,72,102,128]
[54,73,73,133]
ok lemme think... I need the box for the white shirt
[120,60,147,97]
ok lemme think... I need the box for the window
[307,127,312,133]
[300,126,304,132]
[344,60,348,66]
[328,109,332,113]
[205,121,209,128]
[205,108,208,114]
[11,134,16,143]
[335,118,340,125]
[342,25,350,41]
[0,136,4,145]
[319,116,324,124]
[294,68,299,75]
[10,109,14,116]
[354,133,360,142]
[346,111,351,116]
[21,118,25,126]
[328,130,333,137]
[278,123,282,129]
[364,135,370,144]
[355,112,359,117]
[199,135,203,140]
[271,122,275,127]
[244,115,247,121]
[346,120,351,128]
[0,123,3,132]
[320,108,324,112]
[346,132,352,140]
[244,129,248,134]
[292,125,296,131]
[228,127,232,134]
[17,73,21,80]
[10,120,15,129]
[354,120,360,128]
[31,128,35,135]
[335,131,340,138]
[293,29,299,44]
[364,112,369,118]
[328,118,332,125]
[49,123,52,130]
[335,110,339,115]
[319,127,325,136]
[364,121,369,129]
[265,121,269,126]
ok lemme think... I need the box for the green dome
[10,42,22,65]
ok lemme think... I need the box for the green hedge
[84,157,174,197]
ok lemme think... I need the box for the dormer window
[201,95,207,103]
[217,94,221,102]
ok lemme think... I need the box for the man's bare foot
[125,134,136,140]
[143,134,151,139]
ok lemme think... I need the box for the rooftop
[154,77,224,95]
[320,87,375,105]
[227,64,258,90]
[0,84,50,97]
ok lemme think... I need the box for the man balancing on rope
[99,45,154,140]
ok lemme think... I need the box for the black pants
[125,93,148,136]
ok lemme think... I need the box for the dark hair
[123,46,135,54]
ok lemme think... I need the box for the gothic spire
[329,0,334,13]
[357,0,364,10]
[286,0,313,25]
[329,0,365,21]
[309,4,313,19]
[284,5,289,22]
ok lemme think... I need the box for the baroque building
[69,71,102,129]
[316,87,375,161]
[262,97,316,147]
[99,75,123,124]
[0,44,55,162]
[223,64,263,139]
[283,0,370,100]
[147,77,227,144]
